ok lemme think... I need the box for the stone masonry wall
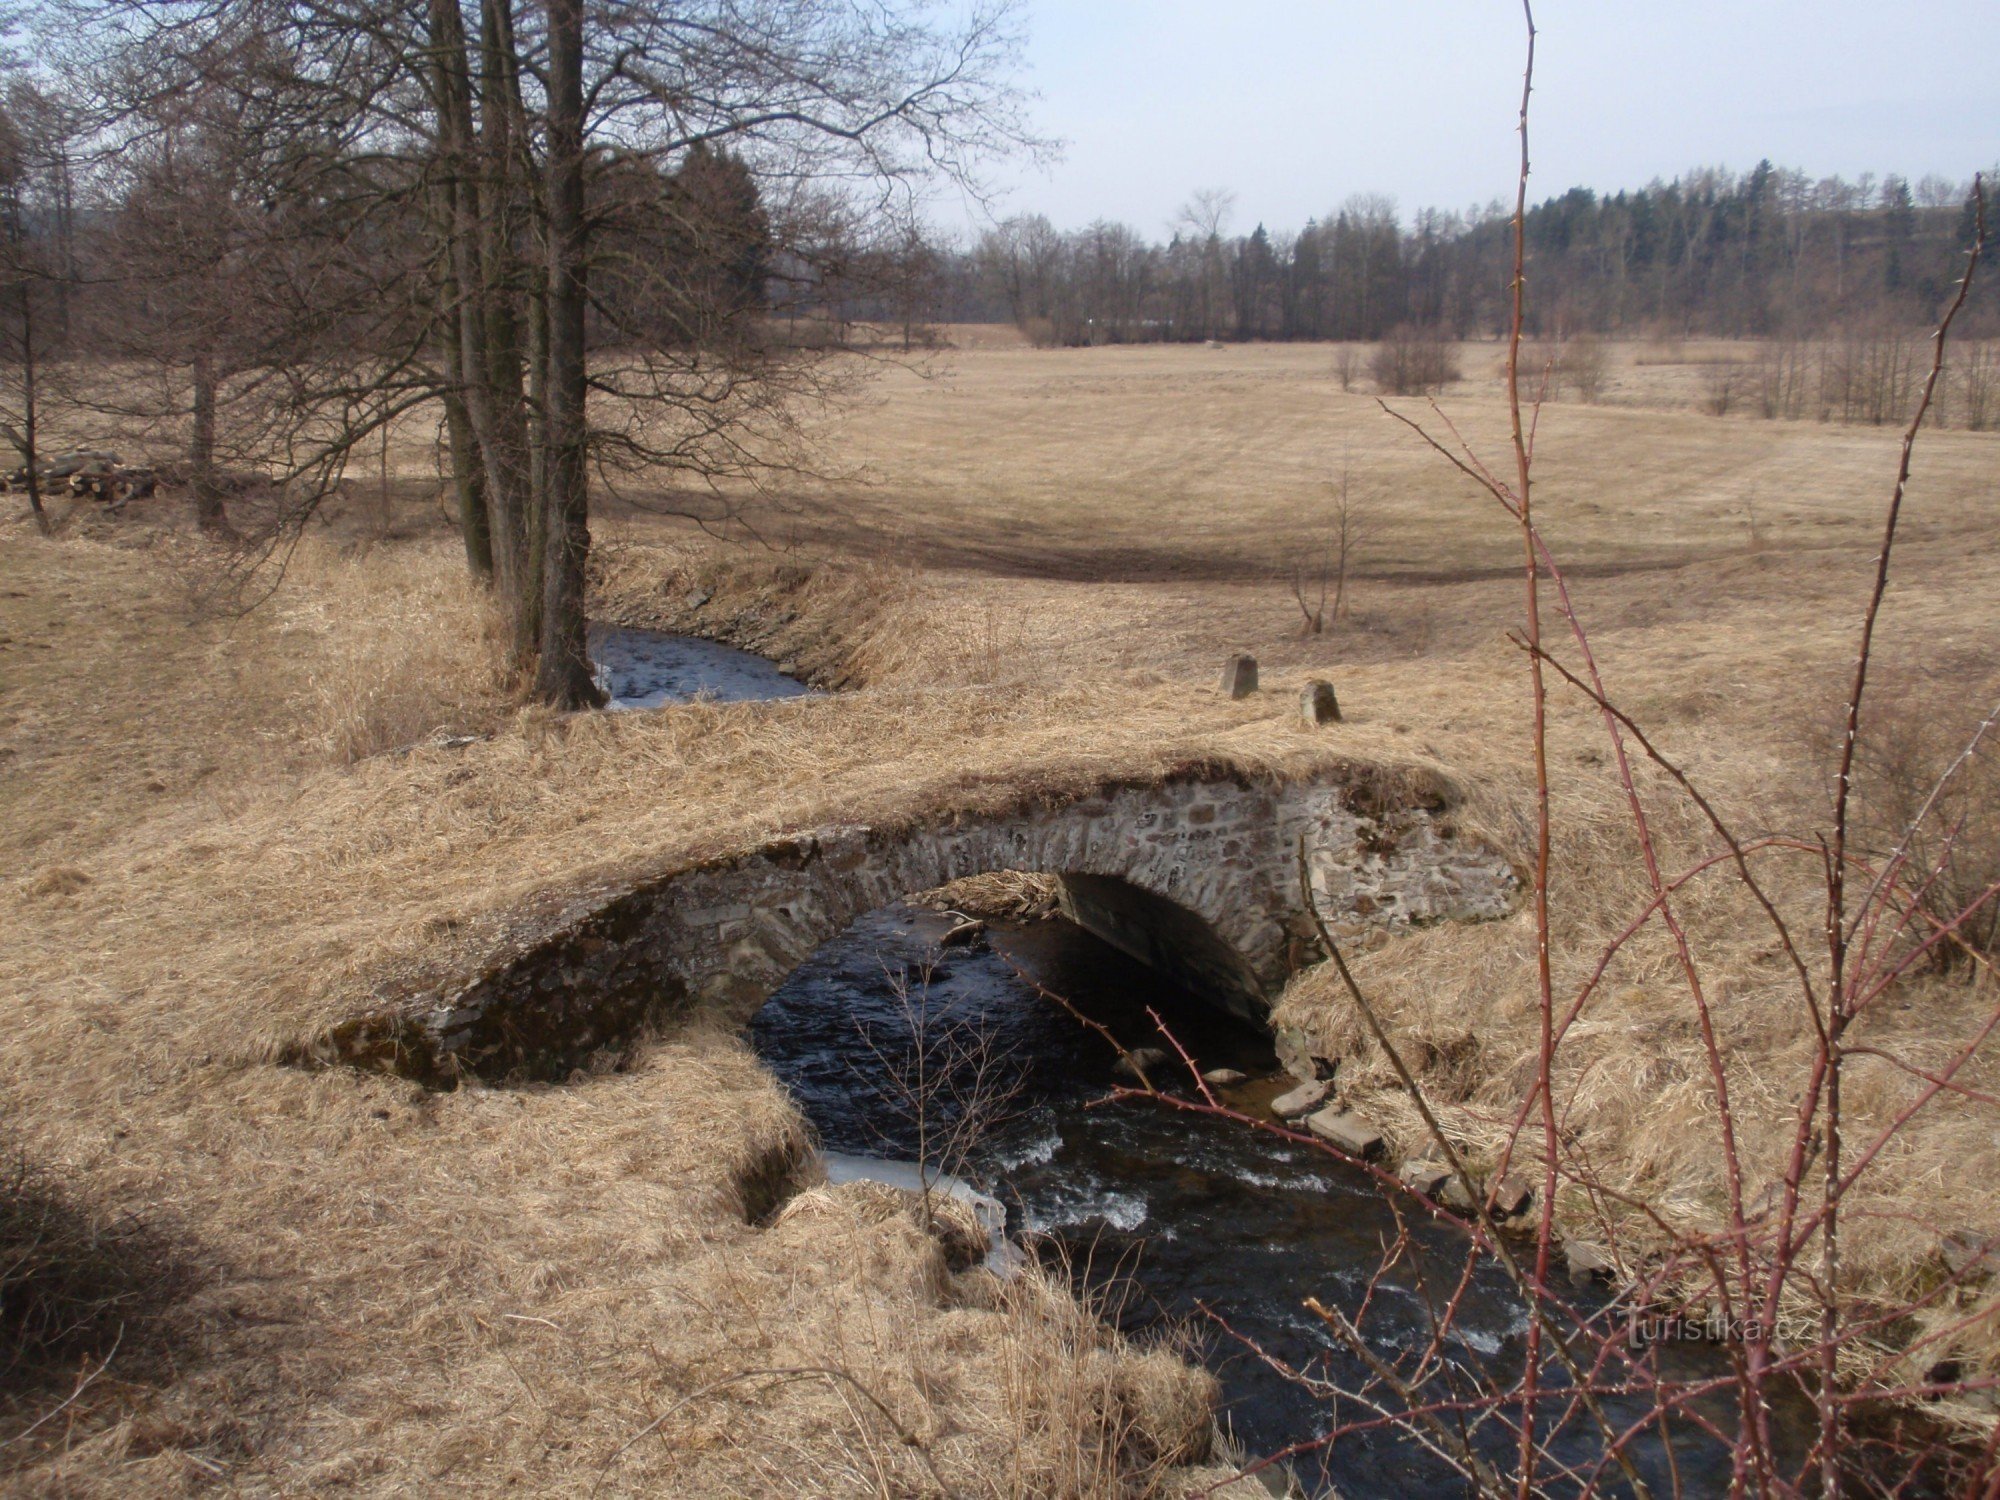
[303,769,1519,1085]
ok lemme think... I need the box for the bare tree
[1174,187,1234,341]
[59,0,1039,702]
[852,955,1021,1234]
[1289,457,1367,634]
[1331,342,1359,392]
[0,84,83,536]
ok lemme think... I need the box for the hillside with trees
[941,164,1997,345]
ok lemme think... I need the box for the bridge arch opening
[744,889,1279,1182]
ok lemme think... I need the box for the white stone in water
[1300,679,1341,726]
[1113,1046,1170,1082]
[1221,653,1259,699]
[1201,1067,1248,1085]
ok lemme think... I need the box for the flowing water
[748,903,1812,1497]
[589,624,815,709]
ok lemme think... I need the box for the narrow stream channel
[749,903,1795,1497]
[589,623,814,708]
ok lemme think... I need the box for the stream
[589,623,814,708]
[748,903,1816,1498]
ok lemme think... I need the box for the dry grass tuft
[279,541,512,763]
[23,866,91,899]
[915,870,1063,921]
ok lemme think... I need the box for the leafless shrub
[1700,360,1740,416]
[1332,342,1360,392]
[851,958,1023,1231]
[1754,337,1814,419]
[1289,459,1367,634]
[1952,339,1999,430]
[1564,332,1608,402]
[1114,14,2000,1493]
[1370,324,1461,396]
[1814,663,2000,966]
[1523,331,1607,403]
[1822,322,1926,425]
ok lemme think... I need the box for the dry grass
[4,333,2000,1488]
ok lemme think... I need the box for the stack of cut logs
[1,451,159,511]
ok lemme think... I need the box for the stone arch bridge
[308,765,1519,1085]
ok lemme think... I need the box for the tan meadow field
[4,334,1998,1492]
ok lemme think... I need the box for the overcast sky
[944,0,2000,237]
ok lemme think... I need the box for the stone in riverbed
[1305,1107,1385,1161]
[1439,1170,1533,1219]
[1491,1173,1534,1220]
[682,587,711,610]
[1274,1026,1335,1083]
[1399,1159,1450,1200]
[1113,1046,1170,1083]
[1270,1079,1330,1119]
[937,917,986,949]
[1564,1239,1618,1287]
[1201,1067,1248,1086]
[1220,653,1259,699]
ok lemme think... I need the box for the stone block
[1275,1027,1336,1083]
[1299,679,1341,726]
[1399,1160,1451,1199]
[1941,1229,2000,1283]
[1270,1079,1330,1119]
[1221,653,1259,699]
[1305,1107,1385,1161]
[1491,1173,1534,1219]
[1564,1239,1618,1287]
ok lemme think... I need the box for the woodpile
[2,451,159,512]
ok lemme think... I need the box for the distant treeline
[930,164,1997,346]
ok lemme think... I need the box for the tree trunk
[477,0,540,657]
[440,336,493,575]
[523,270,550,628]
[435,176,492,577]
[190,352,234,537]
[429,0,532,657]
[17,287,48,535]
[533,0,603,709]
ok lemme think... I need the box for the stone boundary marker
[1300,680,1340,726]
[1221,654,1258,699]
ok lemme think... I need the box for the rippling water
[747,903,1804,1495]
[589,624,814,708]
